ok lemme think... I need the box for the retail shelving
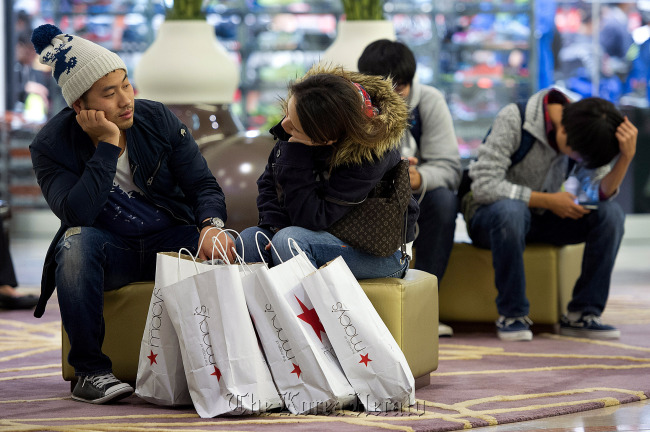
[431,0,536,158]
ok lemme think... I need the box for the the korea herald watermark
[224,392,425,416]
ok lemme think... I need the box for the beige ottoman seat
[439,242,585,324]
[62,269,439,390]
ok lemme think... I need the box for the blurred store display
[9,1,646,213]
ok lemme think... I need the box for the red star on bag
[211,365,222,381]
[291,363,302,378]
[147,350,158,365]
[295,295,325,341]
[359,353,372,367]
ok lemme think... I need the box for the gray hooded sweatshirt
[466,89,613,222]
[402,79,462,194]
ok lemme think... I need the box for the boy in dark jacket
[29,24,234,404]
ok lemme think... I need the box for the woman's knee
[236,227,271,262]
[272,227,312,259]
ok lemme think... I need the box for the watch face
[211,218,224,229]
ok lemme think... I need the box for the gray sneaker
[72,373,133,404]
[559,314,620,339]
[496,316,533,341]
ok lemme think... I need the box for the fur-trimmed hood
[287,64,409,167]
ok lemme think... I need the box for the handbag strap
[323,195,367,206]
[323,159,408,207]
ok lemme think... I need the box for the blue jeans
[412,187,457,284]
[55,225,199,376]
[235,226,410,279]
[468,199,625,318]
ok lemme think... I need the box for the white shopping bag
[255,251,356,414]
[301,256,415,411]
[242,269,318,414]
[163,263,282,418]
[135,251,214,406]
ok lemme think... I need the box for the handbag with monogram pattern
[326,159,411,257]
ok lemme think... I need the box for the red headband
[353,83,379,118]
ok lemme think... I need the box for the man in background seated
[358,39,462,337]
[463,89,636,341]
[29,24,235,404]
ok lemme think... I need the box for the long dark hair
[285,73,388,149]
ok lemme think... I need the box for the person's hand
[406,157,421,190]
[616,116,637,161]
[76,109,120,147]
[546,192,590,219]
[198,227,236,263]
[408,166,421,190]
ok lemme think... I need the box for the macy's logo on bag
[194,305,221,379]
[148,287,165,348]
[331,302,372,367]
[295,295,339,363]
[265,304,295,361]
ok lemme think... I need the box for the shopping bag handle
[197,226,225,255]
[222,234,261,275]
[255,230,283,266]
[177,247,201,277]
[287,237,305,257]
[231,248,258,275]
[287,237,313,277]
[209,228,240,264]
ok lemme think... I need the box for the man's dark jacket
[29,99,226,317]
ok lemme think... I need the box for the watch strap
[199,217,224,230]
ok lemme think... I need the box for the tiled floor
[6,213,650,431]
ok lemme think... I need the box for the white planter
[320,20,396,71]
[134,21,239,104]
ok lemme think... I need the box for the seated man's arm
[413,90,462,193]
[599,116,637,198]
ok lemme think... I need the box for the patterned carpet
[1,282,649,432]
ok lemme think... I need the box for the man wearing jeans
[29,24,235,404]
[464,89,637,341]
[358,40,462,337]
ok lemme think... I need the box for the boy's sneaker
[559,314,620,339]
[72,373,134,404]
[496,316,533,341]
[439,322,454,337]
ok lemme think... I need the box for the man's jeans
[235,226,410,280]
[412,187,457,284]
[468,199,625,318]
[55,225,199,376]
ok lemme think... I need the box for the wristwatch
[199,217,225,231]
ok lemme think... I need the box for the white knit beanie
[31,24,127,107]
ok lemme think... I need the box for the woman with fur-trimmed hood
[236,65,419,279]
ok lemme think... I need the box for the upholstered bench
[439,242,585,324]
[62,269,438,390]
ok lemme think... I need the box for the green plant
[166,0,205,20]
[341,0,384,20]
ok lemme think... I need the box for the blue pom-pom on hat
[31,24,63,54]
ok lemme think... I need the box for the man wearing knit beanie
[29,25,235,404]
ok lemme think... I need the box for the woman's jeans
[235,226,410,280]
[468,199,625,318]
[55,225,199,376]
